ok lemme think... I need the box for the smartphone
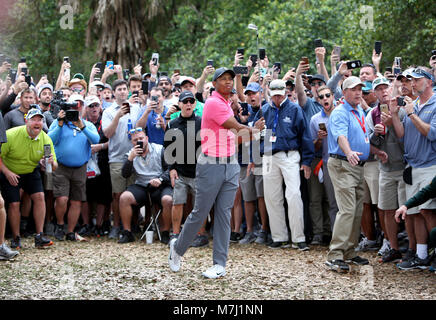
[173,68,181,74]
[152,52,159,66]
[397,97,406,107]
[318,123,327,131]
[273,62,282,74]
[301,56,309,65]
[346,60,362,69]
[333,45,341,58]
[151,95,159,103]
[25,75,31,86]
[142,80,149,95]
[21,67,28,75]
[20,57,26,63]
[106,61,114,70]
[207,59,214,67]
[394,57,402,68]
[393,67,401,75]
[259,48,266,60]
[240,102,249,116]
[138,57,143,65]
[132,90,139,97]
[233,66,248,74]
[123,69,130,81]
[380,104,389,114]
[250,54,258,67]
[95,62,103,73]
[63,56,69,63]
[385,67,393,73]
[314,39,323,48]
[137,140,143,149]
[374,41,382,54]
[44,144,51,157]
[9,69,17,84]
[122,102,130,113]
[237,48,245,57]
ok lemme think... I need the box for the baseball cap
[85,95,101,107]
[178,90,195,102]
[68,94,85,103]
[37,83,53,97]
[244,82,263,94]
[158,76,172,85]
[372,77,390,90]
[26,108,44,120]
[396,68,414,81]
[90,80,105,88]
[362,81,373,92]
[269,79,286,96]
[178,76,196,87]
[410,68,435,81]
[342,76,364,90]
[212,67,235,82]
[308,74,326,84]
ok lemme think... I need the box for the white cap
[85,95,101,107]
[342,76,364,90]
[269,79,286,96]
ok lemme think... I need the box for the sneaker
[108,226,120,239]
[230,232,242,243]
[10,236,22,249]
[191,234,209,247]
[118,230,135,244]
[397,255,431,270]
[0,243,19,260]
[34,232,54,248]
[268,241,290,249]
[401,248,416,262]
[380,249,402,263]
[160,231,170,245]
[255,230,268,244]
[429,255,436,273]
[168,238,181,272]
[355,237,379,252]
[397,230,408,240]
[54,224,65,241]
[346,256,369,265]
[202,264,226,279]
[325,259,349,273]
[65,232,76,241]
[239,232,256,245]
[378,238,391,256]
[78,224,92,237]
[102,220,111,235]
[296,242,310,251]
[311,234,323,245]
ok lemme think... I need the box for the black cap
[212,67,236,82]
[179,90,195,102]
[308,74,326,84]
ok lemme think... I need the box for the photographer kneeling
[48,94,100,241]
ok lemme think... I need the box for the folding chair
[140,192,162,241]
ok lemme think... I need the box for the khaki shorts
[109,162,136,194]
[53,163,87,201]
[405,165,436,214]
[239,165,264,202]
[378,169,406,211]
[363,161,380,204]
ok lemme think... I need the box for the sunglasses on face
[88,103,100,108]
[129,127,143,134]
[182,99,195,104]
[72,87,84,93]
[311,81,324,87]
[318,93,331,99]
[431,56,436,61]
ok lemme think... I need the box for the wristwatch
[407,112,414,117]
[158,177,163,182]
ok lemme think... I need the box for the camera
[397,96,406,107]
[50,90,79,121]
[233,66,248,75]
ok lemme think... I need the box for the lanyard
[271,108,279,136]
[351,110,366,134]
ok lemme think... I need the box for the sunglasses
[270,86,285,91]
[129,127,143,134]
[318,93,331,99]
[88,103,100,108]
[311,81,324,87]
[182,99,195,104]
[72,87,84,93]
[431,56,436,61]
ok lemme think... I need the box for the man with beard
[37,83,53,113]
[0,109,57,249]
[309,86,339,245]
[157,76,173,109]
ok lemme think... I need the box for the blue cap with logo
[244,82,263,94]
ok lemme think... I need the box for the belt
[202,153,237,164]
[329,153,366,166]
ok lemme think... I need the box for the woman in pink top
[169,67,264,279]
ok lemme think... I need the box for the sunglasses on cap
[318,93,331,99]
[413,68,435,81]
[311,81,324,87]
[270,85,285,91]
[129,127,143,134]
[182,99,195,104]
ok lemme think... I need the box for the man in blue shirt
[325,76,387,272]
[253,79,314,251]
[48,95,100,241]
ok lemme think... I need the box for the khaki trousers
[327,157,365,261]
